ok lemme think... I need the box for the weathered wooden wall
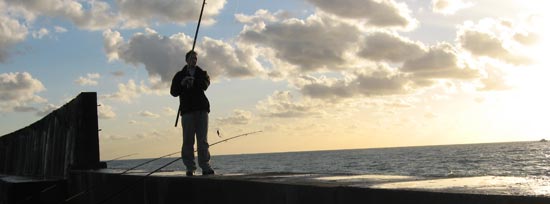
[0,92,104,179]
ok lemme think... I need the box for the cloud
[101,79,152,103]
[0,72,46,112]
[162,106,176,116]
[0,15,28,62]
[13,105,38,113]
[256,91,326,118]
[401,43,480,79]
[239,12,362,72]
[103,29,263,83]
[432,0,473,15]
[513,32,539,46]
[216,109,253,125]
[36,104,58,117]
[98,103,116,119]
[305,0,417,29]
[32,28,49,39]
[358,31,427,63]
[298,67,412,100]
[4,0,229,31]
[116,0,226,28]
[110,71,125,77]
[457,19,534,65]
[235,9,289,25]
[458,30,530,65]
[54,26,67,33]
[5,0,119,31]
[75,73,101,86]
[138,110,160,118]
[477,66,512,91]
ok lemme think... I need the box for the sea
[106,141,550,179]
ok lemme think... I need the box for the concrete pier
[1,92,549,204]
[64,170,550,204]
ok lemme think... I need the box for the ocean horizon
[106,141,550,179]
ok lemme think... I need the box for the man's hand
[181,76,195,88]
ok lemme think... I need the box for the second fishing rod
[64,130,262,203]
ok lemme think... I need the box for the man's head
[186,50,198,67]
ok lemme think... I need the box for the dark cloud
[239,13,361,72]
[0,72,45,112]
[256,91,325,118]
[358,31,426,63]
[104,29,263,85]
[458,30,531,65]
[216,109,253,125]
[401,43,480,79]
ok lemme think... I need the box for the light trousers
[181,111,212,171]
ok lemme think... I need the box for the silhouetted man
[170,50,214,176]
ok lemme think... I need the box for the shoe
[202,169,215,176]
[186,170,194,176]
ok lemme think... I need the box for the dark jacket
[170,65,210,114]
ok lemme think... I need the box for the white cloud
[103,29,264,84]
[116,0,226,28]
[0,15,28,62]
[457,19,537,65]
[75,73,101,86]
[306,0,417,29]
[0,72,46,112]
[32,28,49,39]
[98,103,116,119]
[235,9,288,25]
[101,79,152,103]
[4,0,119,31]
[432,0,473,15]
[256,91,326,118]
[36,103,58,116]
[477,65,513,91]
[54,26,67,33]
[103,29,125,62]
[162,106,176,116]
[139,110,160,118]
[216,109,253,125]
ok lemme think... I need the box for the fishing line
[105,153,139,163]
[65,131,262,203]
[25,153,139,203]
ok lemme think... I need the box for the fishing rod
[175,0,207,127]
[119,130,261,175]
[93,131,262,204]
[25,153,139,203]
[105,153,138,163]
[65,130,262,203]
[118,130,261,175]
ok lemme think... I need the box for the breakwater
[0,92,104,204]
[0,92,104,178]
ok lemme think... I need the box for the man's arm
[198,71,210,91]
[170,72,182,97]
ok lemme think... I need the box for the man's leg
[181,113,196,173]
[195,111,213,173]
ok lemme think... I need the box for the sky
[0,0,549,160]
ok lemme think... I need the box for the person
[170,50,214,176]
